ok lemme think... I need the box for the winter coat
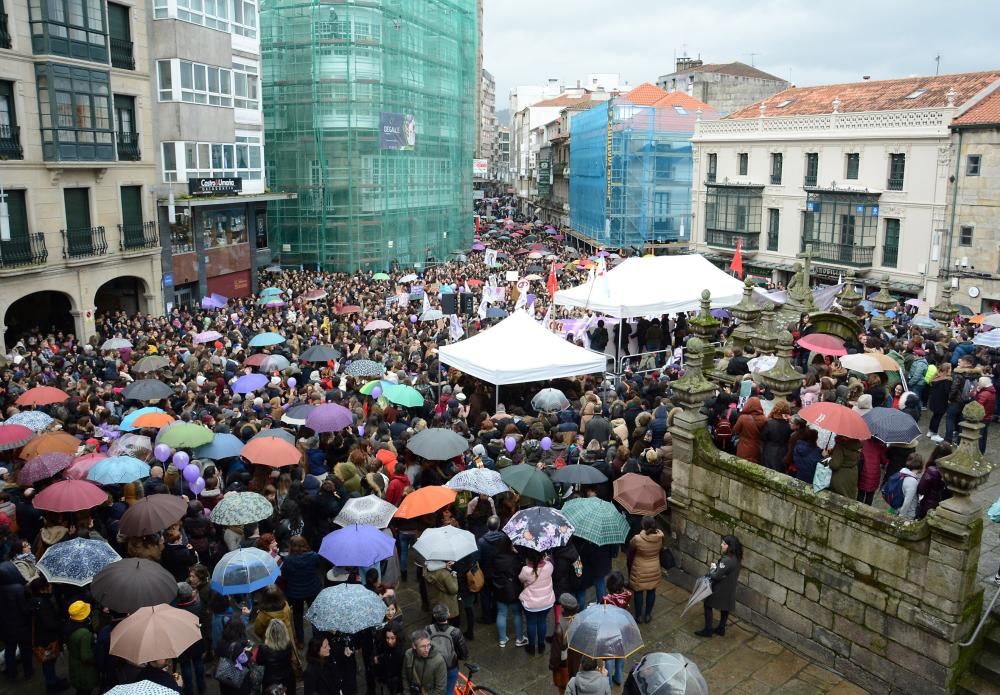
[550,542,584,596]
[280,550,322,600]
[907,357,928,390]
[792,440,822,484]
[760,418,791,471]
[385,472,410,506]
[828,438,861,499]
[927,377,951,414]
[402,645,448,695]
[628,529,664,591]
[733,398,766,463]
[566,669,612,695]
[490,550,524,604]
[161,543,197,581]
[519,559,555,612]
[303,657,341,695]
[68,623,98,692]
[253,604,295,644]
[576,538,612,590]
[0,560,29,631]
[949,367,983,405]
[917,464,947,519]
[950,341,975,367]
[859,439,889,494]
[898,468,920,520]
[704,554,741,612]
[476,529,506,574]
[255,644,295,690]
[425,566,459,619]
[977,385,996,421]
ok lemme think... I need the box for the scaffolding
[260,0,477,271]
[569,98,708,251]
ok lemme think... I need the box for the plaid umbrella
[446,468,509,497]
[5,411,54,432]
[503,507,574,552]
[334,495,398,528]
[345,360,385,378]
[306,584,388,634]
[123,379,173,401]
[567,604,644,659]
[561,497,629,546]
[37,538,121,586]
[300,345,342,362]
[19,452,74,485]
[211,547,281,595]
[862,407,921,444]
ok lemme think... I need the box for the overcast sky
[483,0,999,112]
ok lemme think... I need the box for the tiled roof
[953,87,1000,126]
[726,70,1000,119]
[651,91,714,112]
[533,93,598,108]
[625,82,669,106]
[688,61,785,82]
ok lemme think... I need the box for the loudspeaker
[441,293,458,315]
[460,292,474,316]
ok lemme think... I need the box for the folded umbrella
[413,526,477,563]
[5,410,54,432]
[0,423,34,451]
[211,547,281,595]
[445,468,509,497]
[19,451,74,485]
[551,464,608,486]
[232,373,269,394]
[500,463,557,504]
[393,486,457,519]
[319,525,395,567]
[567,604,644,659]
[406,428,469,460]
[503,507,574,552]
[19,431,78,460]
[531,388,571,413]
[613,473,668,515]
[625,652,709,695]
[300,345,342,362]
[333,495,398,528]
[87,455,151,485]
[37,538,121,586]
[862,407,921,445]
[119,494,187,536]
[91,558,179,613]
[680,576,713,617]
[241,436,302,468]
[32,480,108,513]
[123,379,174,402]
[306,583,388,633]
[799,402,871,440]
[210,491,276,526]
[16,385,70,406]
[562,497,629,546]
[110,604,200,665]
[304,403,353,433]
[194,432,245,460]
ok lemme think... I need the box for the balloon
[287,377,297,388]
[505,436,516,453]
[190,477,205,495]
[409,315,417,324]
[541,437,552,451]
[371,386,382,399]
[172,451,190,469]
[183,464,200,483]
[153,444,171,463]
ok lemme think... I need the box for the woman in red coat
[858,437,888,505]
[733,397,766,464]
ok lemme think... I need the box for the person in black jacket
[550,542,583,629]
[29,577,69,692]
[303,636,341,695]
[373,627,405,695]
[695,535,743,638]
[491,537,526,648]
[0,557,33,682]
[574,538,611,607]
[255,619,297,694]
[475,516,505,623]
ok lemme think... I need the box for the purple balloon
[190,477,206,495]
[371,386,382,399]
[183,465,200,483]
[153,443,171,463]
[541,437,552,451]
[287,377,297,388]
[505,436,516,453]
[409,315,417,324]
[172,451,190,469]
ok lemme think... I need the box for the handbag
[659,547,676,571]
[465,562,485,593]
[248,646,265,695]
[214,656,248,688]
[813,458,832,493]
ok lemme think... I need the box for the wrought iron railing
[800,237,874,267]
[705,229,760,250]
[62,226,108,259]
[120,221,159,250]
[0,233,48,268]
[887,176,904,191]
[110,37,135,70]
[116,131,140,161]
[804,174,818,187]
[0,123,22,159]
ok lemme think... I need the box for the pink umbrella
[65,452,109,480]
[471,243,486,251]
[364,320,393,331]
[33,479,109,512]
[19,452,75,486]
[193,330,223,344]
[304,289,328,301]
[796,333,847,356]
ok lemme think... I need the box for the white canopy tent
[553,254,746,319]
[438,311,607,385]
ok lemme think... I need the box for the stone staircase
[957,625,1000,695]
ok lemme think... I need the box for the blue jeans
[575,575,608,609]
[447,666,458,695]
[496,601,524,643]
[179,656,205,695]
[523,607,549,649]
[397,530,417,576]
[607,657,624,686]
[945,404,963,443]
[633,589,656,619]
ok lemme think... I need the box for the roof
[624,82,669,106]
[651,91,714,112]
[726,70,1000,119]
[953,87,1000,127]
[533,92,599,108]
[676,61,785,82]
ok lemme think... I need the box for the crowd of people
[0,202,998,695]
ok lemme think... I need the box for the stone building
[0,0,162,352]
[657,57,788,117]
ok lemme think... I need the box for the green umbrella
[561,497,629,546]
[384,384,424,408]
[359,380,394,396]
[158,422,214,449]
[372,272,391,281]
[500,464,556,504]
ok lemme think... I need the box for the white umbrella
[420,309,444,322]
[413,526,478,562]
[102,338,133,350]
[973,329,1000,348]
[400,273,418,283]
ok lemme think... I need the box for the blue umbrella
[249,332,285,347]
[120,407,167,432]
[306,583,388,634]
[87,456,151,485]
[232,373,268,394]
[37,538,121,586]
[259,287,283,296]
[5,410,54,432]
[486,307,509,318]
[211,547,281,595]
[194,433,244,460]
[319,525,395,567]
[862,407,921,445]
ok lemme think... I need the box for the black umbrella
[123,379,174,401]
[406,428,469,460]
[551,464,608,486]
[91,558,178,614]
[300,345,342,363]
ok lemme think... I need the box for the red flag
[546,262,559,298]
[729,238,744,279]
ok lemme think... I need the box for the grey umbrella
[531,387,571,413]
[132,356,171,374]
[406,428,469,460]
[345,359,385,378]
[123,379,174,401]
[625,652,709,695]
[258,355,290,373]
[551,464,608,486]
[300,345,342,362]
[567,604,644,659]
[91,558,178,614]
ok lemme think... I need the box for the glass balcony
[0,233,48,268]
[706,229,760,250]
[62,226,108,258]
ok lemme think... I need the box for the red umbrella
[799,403,871,440]
[797,333,847,357]
[243,354,269,367]
[65,452,109,480]
[16,386,70,406]
[241,437,302,468]
[33,479,109,512]
[466,279,484,287]
[336,305,362,314]
[0,423,34,451]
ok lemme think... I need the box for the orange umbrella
[394,485,457,519]
[240,437,302,468]
[19,431,80,460]
[968,315,985,325]
[131,412,176,429]
[16,386,70,406]
[110,604,201,664]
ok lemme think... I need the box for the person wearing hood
[402,629,447,695]
[858,434,888,505]
[828,436,862,500]
[733,397,766,464]
[792,427,822,485]
[384,462,410,507]
[0,557,33,682]
[975,375,995,454]
[565,656,611,695]
[946,355,982,444]
[949,332,975,367]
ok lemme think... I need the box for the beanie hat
[303,474,321,491]
[68,600,91,622]
[558,593,579,612]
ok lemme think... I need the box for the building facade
[657,58,788,117]
[478,67,497,175]
[261,0,477,272]
[0,0,162,352]
[496,125,510,185]
[690,71,1000,298]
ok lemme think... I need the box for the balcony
[62,226,108,259]
[120,221,158,251]
[887,176,904,191]
[110,37,135,70]
[804,174,818,187]
[0,233,48,269]
[800,237,874,267]
[116,131,140,161]
[0,12,10,49]
[0,124,22,159]
[706,229,760,251]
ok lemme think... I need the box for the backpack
[427,625,457,668]
[881,471,906,509]
[714,413,733,446]
[959,377,977,404]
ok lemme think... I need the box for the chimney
[863,75,871,80]
[675,56,703,73]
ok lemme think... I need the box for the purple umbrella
[194,330,223,344]
[710,309,732,319]
[232,373,269,394]
[305,403,353,433]
[319,525,395,567]
[471,243,486,251]
[19,452,74,486]
[200,296,224,310]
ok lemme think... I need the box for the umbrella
[551,464,609,486]
[862,407,921,444]
[281,403,314,426]
[334,495,398,528]
[258,355,291,373]
[838,353,899,375]
[360,379,395,396]
[364,319,394,332]
[123,379,174,401]
[910,316,941,330]
[471,243,486,251]
[500,463,557,503]
[194,432,245,460]
[259,287,284,296]
[16,386,70,406]
[120,407,167,432]
[252,428,296,444]
[561,497,629,546]
[232,373,269,394]
[210,492,276,526]
[799,402,871,440]
[319,525,396,567]
[132,355,172,374]
[982,314,1000,328]
[109,433,153,459]
[243,353,269,367]
[531,388,571,413]
[19,431,79,460]
[335,304,362,314]
[306,583,388,634]
[110,605,201,665]
[393,486,457,519]
[626,652,709,695]
[107,681,183,695]
[372,272,391,281]
[973,329,1000,348]
[904,298,926,308]
[796,333,847,357]
[64,452,108,480]
[413,526,478,563]
[567,604,644,659]
[710,308,732,319]
[445,468,510,497]
[303,289,328,301]
[33,480,108,512]
[91,558,179,613]
[304,403,353,433]
[0,423,34,451]
[249,332,285,347]
[955,304,974,316]
[19,452,74,485]
[406,428,469,460]
[37,538,120,586]
[399,273,418,283]
[119,494,188,536]
[420,309,444,322]
[201,295,227,310]
[614,473,668,515]
[5,410,54,432]
[503,507,574,552]
[383,384,425,408]
[101,338,133,350]
[300,345,342,362]
[157,423,214,449]
[345,359,385,378]
[211,547,281,595]
[87,456,151,485]
[681,576,714,617]
[193,330,223,344]
[264,265,282,272]
[259,297,286,308]
[131,412,175,429]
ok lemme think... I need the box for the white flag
[449,315,464,341]
[477,294,489,320]
[422,291,431,314]
[485,249,498,268]
[541,304,554,331]
[596,257,610,294]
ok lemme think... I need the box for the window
[801,190,880,266]
[162,137,262,182]
[232,0,257,38]
[767,208,779,250]
[107,2,133,70]
[153,0,167,19]
[905,88,927,100]
[966,154,981,176]
[776,99,794,108]
[738,152,748,176]
[178,60,232,106]
[36,62,113,161]
[177,0,229,31]
[706,153,717,183]
[959,225,973,246]
[114,94,138,160]
[235,133,261,179]
[157,60,172,100]
[673,105,687,115]
[0,79,22,159]
[845,153,859,180]
[888,153,905,190]
[804,152,818,186]
[161,141,176,181]
[882,218,900,267]
[1,189,28,240]
[29,0,108,62]
[233,61,259,110]
[770,152,782,185]
[201,207,247,248]
[704,184,763,250]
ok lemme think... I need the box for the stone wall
[668,408,985,694]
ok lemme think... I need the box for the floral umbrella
[503,507,574,552]
[5,411,55,432]
[19,451,74,485]
[306,584,388,634]
[37,538,121,586]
